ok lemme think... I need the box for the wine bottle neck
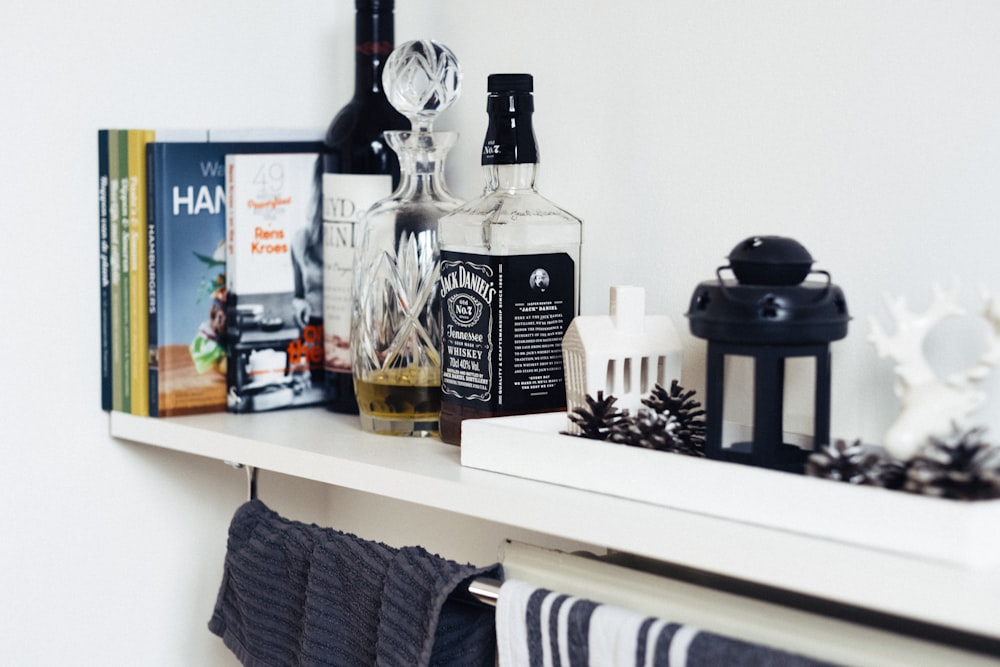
[354,8,394,97]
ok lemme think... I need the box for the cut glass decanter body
[350,40,463,436]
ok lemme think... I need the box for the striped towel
[496,579,835,667]
[209,500,500,667]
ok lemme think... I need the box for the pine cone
[641,380,706,455]
[904,426,1000,500]
[806,439,883,485]
[873,456,909,490]
[564,391,626,440]
[609,409,682,451]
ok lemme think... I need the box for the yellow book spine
[127,129,153,416]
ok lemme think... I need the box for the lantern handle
[807,269,832,301]
[715,265,737,301]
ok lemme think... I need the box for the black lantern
[686,236,850,472]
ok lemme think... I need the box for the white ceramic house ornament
[869,282,1000,460]
[562,285,682,435]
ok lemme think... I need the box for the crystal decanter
[350,39,463,436]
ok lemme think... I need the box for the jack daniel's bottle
[438,74,582,445]
[322,0,407,414]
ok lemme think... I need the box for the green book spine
[117,129,131,412]
[108,130,124,411]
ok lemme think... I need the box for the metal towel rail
[467,577,501,607]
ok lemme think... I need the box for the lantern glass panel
[783,356,817,447]
[721,355,754,440]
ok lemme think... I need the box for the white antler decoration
[868,282,1000,459]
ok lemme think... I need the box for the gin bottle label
[440,250,575,413]
[321,173,391,374]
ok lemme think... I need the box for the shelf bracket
[224,461,258,501]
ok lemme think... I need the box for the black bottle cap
[487,73,533,94]
[482,73,538,165]
[356,0,393,11]
[486,73,534,115]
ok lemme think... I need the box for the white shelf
[111,408,1000,643]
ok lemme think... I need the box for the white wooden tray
[461,412,1000,568]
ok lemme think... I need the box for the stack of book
[98,129,326,416]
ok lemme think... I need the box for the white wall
[2,0,1000,664]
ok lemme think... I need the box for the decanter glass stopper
[382,39,462,133]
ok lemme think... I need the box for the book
[98,130,112,410]
[127,129,155,416]
[107,130,127,411]
[147,138,323,416]
[117,129,132,413]
[224,151,327,413]
[101,128,205,413]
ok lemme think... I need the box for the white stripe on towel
[538,590,558,667]
[668,624,699,667]
[496,579,532,667]
[589,601,648,665]
[642,619,668,667]
[555,591,574,664]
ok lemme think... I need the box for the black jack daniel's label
[440,251,575,413]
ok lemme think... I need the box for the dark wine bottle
[322,0,408,414]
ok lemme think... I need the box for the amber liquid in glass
[355,368,441,436]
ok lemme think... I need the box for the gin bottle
[350,40,463,436]
[438,74,583,445]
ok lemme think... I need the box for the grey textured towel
[209,500,500,667]
[298,528,396,665]
[208,499,325,667]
